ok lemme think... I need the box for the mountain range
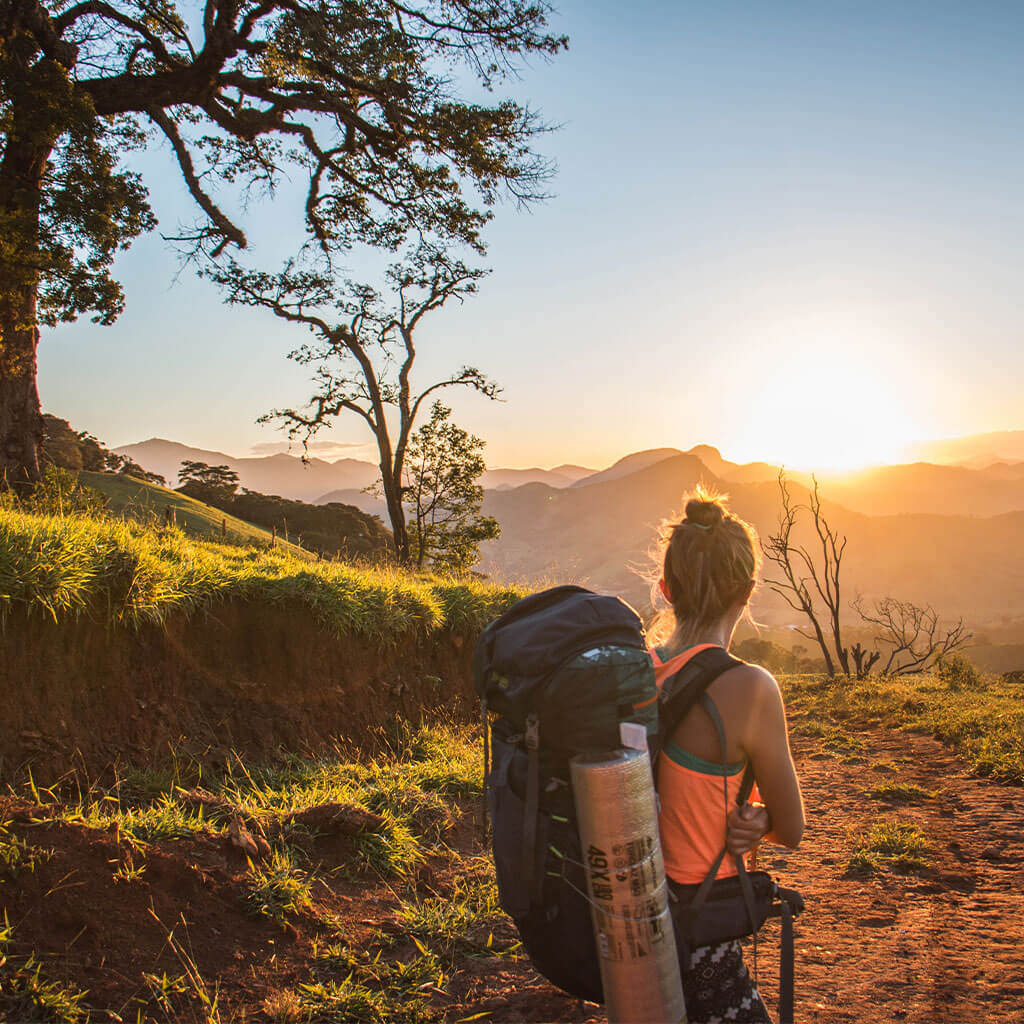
[117,432,1024,629]
[114,439,595,501]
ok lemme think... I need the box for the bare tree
[852,596,971,676]
[207,244,500,564]
[850,642,881,680]
[762,470,850,676]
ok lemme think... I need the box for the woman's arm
[739,667,805,849]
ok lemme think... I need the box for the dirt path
[478,726,1024,1024]
[2,725,1022,1023]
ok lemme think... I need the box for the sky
[40,1,1024,472]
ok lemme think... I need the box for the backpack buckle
[524,712,540,750]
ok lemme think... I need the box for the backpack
[475,585,803,1015]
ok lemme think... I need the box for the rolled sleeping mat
[570,748,687,1024]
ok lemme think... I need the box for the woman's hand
[726,803,771,857]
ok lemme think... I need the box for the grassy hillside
[79,471,313,557]
[0,506,522,638]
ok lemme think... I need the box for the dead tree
[850,642,881,679]
[762,470,850,676]
[852,596,971,676]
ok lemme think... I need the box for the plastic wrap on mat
[570,748,687,1024]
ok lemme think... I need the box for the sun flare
[727,330,923,472]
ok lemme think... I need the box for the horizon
[110,427,1024,477]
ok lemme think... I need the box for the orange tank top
[653,644,759,885]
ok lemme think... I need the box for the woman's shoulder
[715,658,782,704]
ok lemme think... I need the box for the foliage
[22,466,107,517]
[177,461,241,504]
[78,470,311,555]
[215,243,502,564]
[781,670,1024,783]
[937,652,981,691]
[404,402,500,572]
[183,480,392,560]
[0,504,522,637]
[41,416,166,484]
[1,0,566,485]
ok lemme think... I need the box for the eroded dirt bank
[1,603,474,780]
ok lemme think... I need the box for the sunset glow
[723,327,925,473]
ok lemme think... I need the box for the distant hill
[115,438,379,502]
[118,438,596,503]
[572,448,684,487]
[482,464,594,490]
[816,461,1024,517]
[904,430,1024,468]
[479,452,1024,625]
[80,472,312,558]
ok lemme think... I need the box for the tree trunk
[380,470,409,564]
[0,310,43,489]
[0,54,65,491]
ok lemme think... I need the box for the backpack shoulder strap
[657,645,745,748]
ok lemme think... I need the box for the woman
[653,489,804,1023]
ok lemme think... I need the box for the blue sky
[41,1,1024,470]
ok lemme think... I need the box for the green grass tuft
[244,847,315,923]
[863,782,938,804]
[0,914,88,1022]
[781,672,1024,784]
[848,821,931,875]
[0,506,522,638]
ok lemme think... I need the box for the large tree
[0,0,565,488]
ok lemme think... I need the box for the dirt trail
[472,726,1024,1023]
[2,726,1022,1023]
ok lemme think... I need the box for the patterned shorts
[681,939,772,1024]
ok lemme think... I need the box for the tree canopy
[404,400,498,571]
[0,0,566,486]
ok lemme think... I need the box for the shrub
[937,652,980,691]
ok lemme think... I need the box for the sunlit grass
[0,506,522,638]
[781,672,1024,784]
[848,821,931,875]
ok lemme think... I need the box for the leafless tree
[852,596,971,676]
[762,470,850,676]
[850,642,881,680]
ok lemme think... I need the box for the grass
[79,471,311,557]
[0,505,523,638]
[0,914,88,1023]
[848,821,932,875]
[244,847,315,924]
[781,671,1024,784]
[29,719,483,884]
[863,782,939,804]
[0,819,51,877]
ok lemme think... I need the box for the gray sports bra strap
[699,693,760,939]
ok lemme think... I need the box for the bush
[937,652,980,691]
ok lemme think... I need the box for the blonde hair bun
[684,497,725,529]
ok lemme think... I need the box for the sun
[727,330,924,472]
